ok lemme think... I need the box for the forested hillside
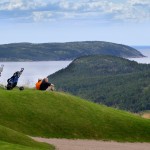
[0,41,144,61]
[48,55,150,112]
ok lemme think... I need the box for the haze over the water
[129,47,150,64]
[0,0,150,45]
[0,61,71,87]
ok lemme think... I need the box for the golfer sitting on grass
[39,78,54,91]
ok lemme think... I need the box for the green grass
[0,140,52,150]
[0,124,54,150]
[0,88,150,142]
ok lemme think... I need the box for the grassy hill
[48,55,150,112]
[0,41,144,61]
[0,88,150,142]
[0,124,54,150]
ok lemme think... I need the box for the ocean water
[0,61,71,87]
[128,47,150,64]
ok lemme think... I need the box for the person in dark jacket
[39,78,54,91]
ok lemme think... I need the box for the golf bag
[0,65,4,77]
[7,68,24,90]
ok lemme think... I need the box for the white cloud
[0,0,47,10]
[0,0,150,23]
[111,0,150,22]
[59,1,70,9]
[0,0,23,10]
[128,0,150,5]
[32,10,101,22]
[32,11,53,22]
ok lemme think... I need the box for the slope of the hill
[0,41,144,61]
[48,55,150,112]
[0,124,54,150]
[0,89,150,142]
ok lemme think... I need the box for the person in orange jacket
[35,78,42,90]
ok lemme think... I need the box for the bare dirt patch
[32,137,150,150]
[142,113,150,119]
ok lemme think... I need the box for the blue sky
[0,0,150,45]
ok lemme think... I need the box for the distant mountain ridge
[0,41,144,61]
